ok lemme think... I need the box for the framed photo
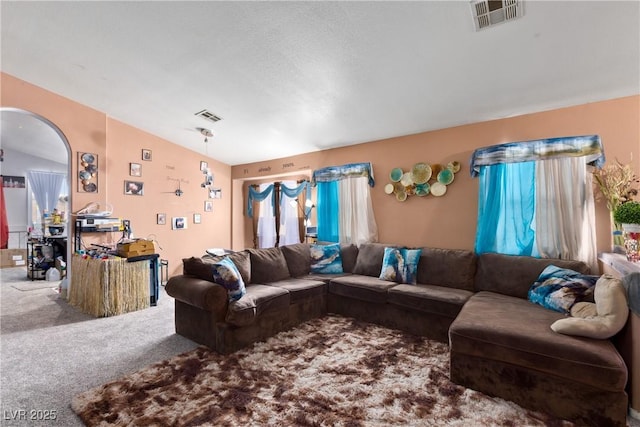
[193,213,201,224]
[209,188,222,199]
[2,175,26,188]
[204,200,213,212]
[157,213,166,225]
[142,149,152,161]
[172,216,187,230]
[130,162,142,177]
[124,180,144,195]
[200,161,208,172]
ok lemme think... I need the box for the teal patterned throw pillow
[310,243,343,274]
[211,257,246,302]
[528,265,598,314]
[379,247,422,284]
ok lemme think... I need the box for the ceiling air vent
[471,0,523,31]
[194,109,222,123]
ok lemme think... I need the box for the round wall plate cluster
[385,161,460,201]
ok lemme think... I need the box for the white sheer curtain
[257,183,276,248]
[279,180,301,246]
[535,157,597,270]
[27,171,65,215]
[338,176,378,245]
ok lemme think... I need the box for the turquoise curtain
[474,162,537,256]
[313,162,375,243]
[317,181,339,243]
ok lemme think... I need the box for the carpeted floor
[72,315,572,427]
[1,266,198,427]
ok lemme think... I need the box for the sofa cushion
[248,247,290,284]
[527,265,598,314]
[210,257,246,302]
[266,278,326,303]
[474,253,590,299]
[183,251,251,285]
[388,284,473,318]
[353,243,395,277]
[379,247,422,284]
[281,243,311,277]
[449,291,628,392]
[310,243,343,274]
[551,274,629,339]
[416,247,476,291]
[340,244,359,273]
[225,284,290,327]
[329,275,396,304]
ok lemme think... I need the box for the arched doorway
[0,107,72,287]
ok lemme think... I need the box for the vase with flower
[593,158,639,254]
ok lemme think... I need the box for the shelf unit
[27,236,67,281]
[72,218,159,306]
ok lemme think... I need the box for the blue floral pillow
[379,247,422,284]
[310,243,343,274]
[211,257,246,302]
[528,265,598,314]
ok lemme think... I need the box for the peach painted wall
[232,95,640,258]
[1,72,232,277]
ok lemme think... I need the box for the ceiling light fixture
[198,127,213,143]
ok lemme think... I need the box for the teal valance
[246,184,274,218]
[312,162,375,187]
[470,135,605,177]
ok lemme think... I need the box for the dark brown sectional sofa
[166,242,630,427]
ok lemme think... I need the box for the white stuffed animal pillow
[551,274,629,339]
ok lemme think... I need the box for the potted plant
[613,201,640,262]
[593,159,639,253]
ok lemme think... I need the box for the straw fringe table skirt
[69,255,150,317]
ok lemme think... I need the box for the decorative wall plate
[390,167,403,182]
[384,183,394,194]
[437,168,454,185]
[396,190,407,201]
[415,183,430,196]
[447,161,461,173]
[411,162,431,184]
[430,182,447,197]
[400,172,413,187]
[81,153,95,163]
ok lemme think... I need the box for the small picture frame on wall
[204,200,213,212]
[172,216,187,230]
[130,163,142,177]
[124,180,144,195]
[157,213,166,225]
[193,213,201,224]
[209,188,222,199]
[200,161,208,172]
[142,149,152,161]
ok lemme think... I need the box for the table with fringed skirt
[69,255,150,317]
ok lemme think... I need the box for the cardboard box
[1,249,27,268]
[117,240,155,258]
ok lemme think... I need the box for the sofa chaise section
[449,252,629,427]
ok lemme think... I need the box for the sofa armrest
[166,275,228,315]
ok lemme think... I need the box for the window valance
[247,184,274,218]
[470,135,604,177]
[312,162,375,187]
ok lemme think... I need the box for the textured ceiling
[1,1,639,166]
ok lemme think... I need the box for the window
[472,136,602,270]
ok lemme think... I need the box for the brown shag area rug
[71,315,573,426]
